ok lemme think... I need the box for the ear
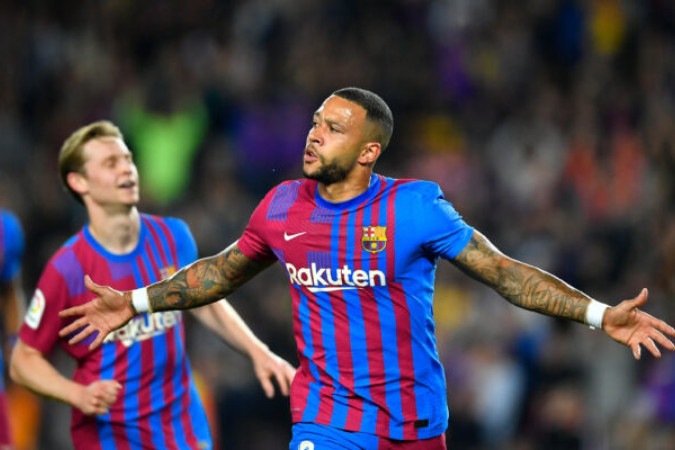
[359,142,381,165]
[66,171,88,197]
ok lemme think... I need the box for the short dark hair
[332,87,394,151]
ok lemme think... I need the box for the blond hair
[58,120,123,203]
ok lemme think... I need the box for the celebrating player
[59,89,675,449]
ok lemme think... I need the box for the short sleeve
[19,262,69,355]
[0,210,25,281]
[412,182,474,260]
[238,190,277,261]
[165,217,198,266]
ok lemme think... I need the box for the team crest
[362,226,387,253]
[160,265,176,278]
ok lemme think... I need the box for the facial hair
[303,155,355,186]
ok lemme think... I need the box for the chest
[265,203,393,269]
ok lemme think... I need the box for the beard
[303,157,354,185]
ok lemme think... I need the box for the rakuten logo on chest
[286,262,386,292]
[103,311,182,347]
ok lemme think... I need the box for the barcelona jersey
[19,214,211,450]
[0,209,24,446]
[238,174,474,441]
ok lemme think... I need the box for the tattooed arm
[452,230,675,359]
[452,230,589,323]
[58,241,275,350]
[148,242,273,311]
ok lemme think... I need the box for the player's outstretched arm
[59,241,273,350]
[452,230,675,360]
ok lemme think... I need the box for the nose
[307,125,322,146]
[119,158,135,174]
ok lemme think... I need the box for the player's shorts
[289,423,447,450]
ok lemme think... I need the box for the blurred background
[1,0,674,449]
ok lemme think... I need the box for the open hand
[603,288,675,359]
[250,346,296,398]
[59,275,136,350]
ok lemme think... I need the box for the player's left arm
[451,230,675,359]
[189,302,295,398]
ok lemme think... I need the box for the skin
[59,95,675,362]
[12,134,294,420]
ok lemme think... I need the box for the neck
[318,173,373,203]
[86,204,141,255]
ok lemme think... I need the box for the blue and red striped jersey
[19,214,211,450]
[238,174,474,441]
[0,208,24,446]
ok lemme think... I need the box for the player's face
[303,95,371,185]
[79,137,140,208]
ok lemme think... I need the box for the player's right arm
[59,241,274,350]
[10,340,121,415]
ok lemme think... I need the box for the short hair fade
[332,87,394,151]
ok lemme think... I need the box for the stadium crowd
[0,1,674,449]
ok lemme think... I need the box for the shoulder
[0,209,23,236]
[255,178,316,210]
[141,213,193,238]
[384,177,444,201]
[268,179,313,198]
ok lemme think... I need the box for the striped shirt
[19,214,211,450]
[238,174,473,441]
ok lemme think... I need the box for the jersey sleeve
[165,217,198,266]
[0,210,25,281]
[19,260,69,355]
[238,188,277,261]
[412,181,474,260]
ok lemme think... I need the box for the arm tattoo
[147,242,274,311]
[453,231,590,323]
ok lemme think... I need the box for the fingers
[645,338,662,359]
[86,380,122,416]
[649,329,675,352]
[58,316,88,337]
[632,343,641,360]
[651,316,675,338]
[260,376,274,399]
[90,333,106,351]
[65,323,97,345]
[280,363,295,397]
[58,304,86,319]
[84,275,102,294]
[624,288,649,311]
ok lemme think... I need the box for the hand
[603,288,675,359]
[58,275,135,350]
[250,346,296,398]
[78,379,122,416]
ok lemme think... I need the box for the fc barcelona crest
[362,226,387,253]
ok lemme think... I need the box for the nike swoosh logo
[283,231,307,241]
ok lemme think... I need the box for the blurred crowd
[1,0,674,449]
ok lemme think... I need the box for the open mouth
[118,181,136,189]
[304,147,318,163]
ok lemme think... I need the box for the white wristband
[585,299,609,330]
[131,288,152,314]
